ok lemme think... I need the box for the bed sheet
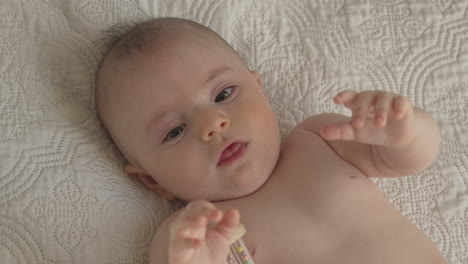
[0,0,467,263]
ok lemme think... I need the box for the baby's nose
[198,111,230,142]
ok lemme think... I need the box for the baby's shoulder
[296,113,350,134]
[283,113,346,148]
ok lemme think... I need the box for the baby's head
[95,18,280,202]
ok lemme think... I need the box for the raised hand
[168,200,240,264]
[320,90,416,147]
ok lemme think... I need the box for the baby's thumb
[214,208,241,241]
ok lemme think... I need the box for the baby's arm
[300,90,440,177]
[148,200,239,264]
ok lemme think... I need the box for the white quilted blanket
[1,0,467,263]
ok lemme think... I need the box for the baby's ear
[250,70,267,98]
[124,163,176,200]
[250,70,263,87]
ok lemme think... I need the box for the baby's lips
[217,141,247,166]
[220,142,242,161]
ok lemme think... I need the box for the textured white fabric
[1,0,467,263]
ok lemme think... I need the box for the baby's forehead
[103,34,234,87]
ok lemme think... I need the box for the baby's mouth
[218,142,247,166]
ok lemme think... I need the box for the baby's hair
[98,17,215,61]
[96,17,238,70]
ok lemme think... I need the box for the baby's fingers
[392,96,411,120]
[333,90,358,106]
[335,91,379,128]
[320,122,355,141]
[374,92,393,128]
[173,201,222,240]
[214,208,240,240]
[351,92,375,128]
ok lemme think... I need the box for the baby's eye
[164,124,186,141]
[214,86,236,103]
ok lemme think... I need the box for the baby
[95,17,447,264]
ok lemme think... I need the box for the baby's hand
[168,200,239,264]
[320,90,416,146]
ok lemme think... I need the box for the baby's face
[108,31,280,201]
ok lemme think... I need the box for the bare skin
[96,22,447,264]
[150,108,447,264]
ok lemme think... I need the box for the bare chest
[220,129,445,263]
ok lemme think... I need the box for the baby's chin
[181,174,270,202]
[233,169,270,193]
[218,162,276,200]
[180,145,280,202]
[222,148,280,199]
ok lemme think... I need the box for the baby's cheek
[255,102,279,132]
[228,161,259,190]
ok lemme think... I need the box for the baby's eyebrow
[204,66,234,85]
[146,111,170,137]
